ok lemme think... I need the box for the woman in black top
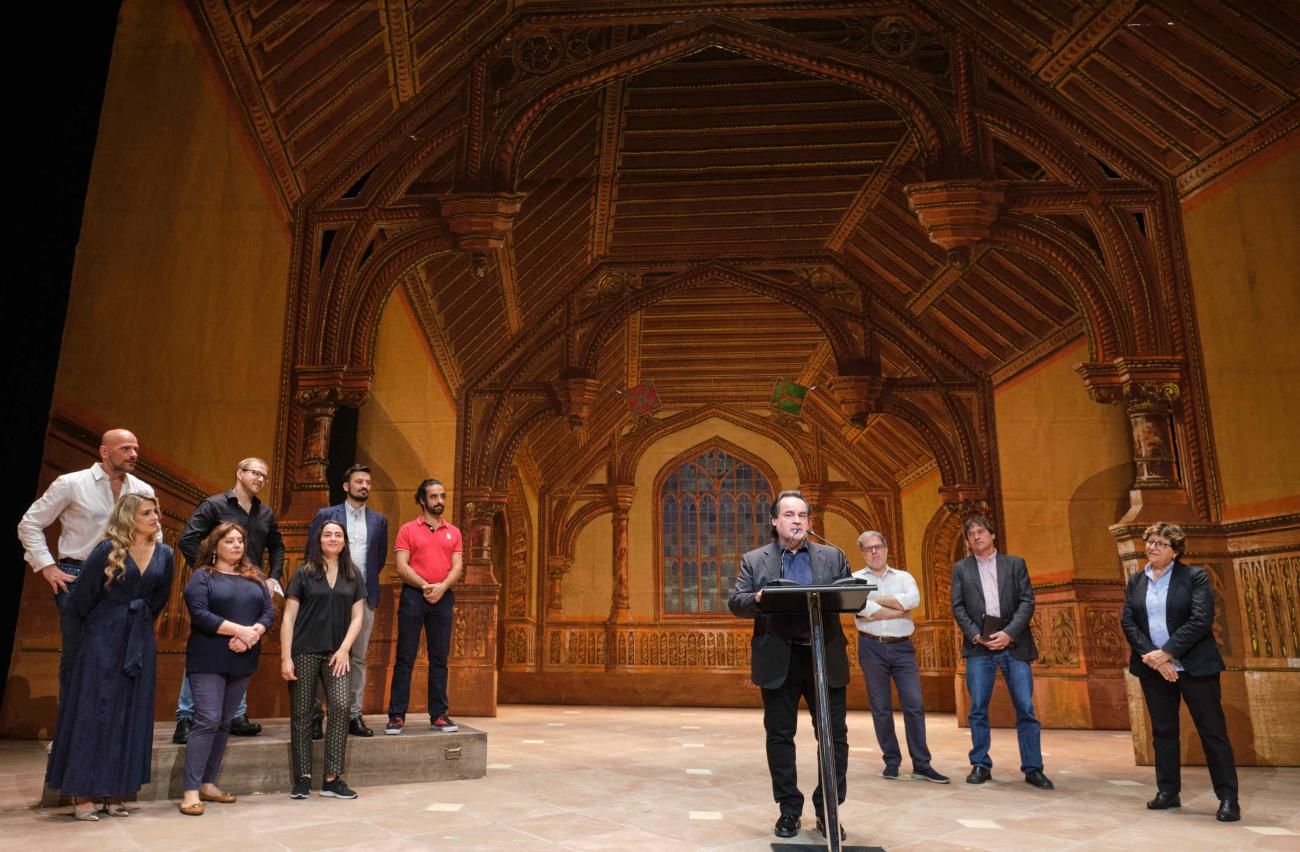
[281,519,365,800]
[1120,521,1240,821]
[178,523,275,815]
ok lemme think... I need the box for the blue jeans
[964,650,1042,774]
[178,672,248,720]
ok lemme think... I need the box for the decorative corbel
[440,192,526,276]
[550,370,602,429]
[903,180,1005,249]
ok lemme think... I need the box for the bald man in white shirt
[18,428,155,702]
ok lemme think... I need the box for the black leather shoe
[815,817,847,841]
[774,813,799,838]
[1024,769,1055,789]
[1215,799,1241,822]
[1147,791,1181,810]
[966,765,992,784]
[312,716,324,740]
[349,716,374,737]
[229,714,262,737]
[172,717,193,745]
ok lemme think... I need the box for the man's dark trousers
[762,643,848,819]
[387,586,455,719]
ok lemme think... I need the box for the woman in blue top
[45,493,174,821]
[178,523,275,815]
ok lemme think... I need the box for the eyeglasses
[240,469,269,481]
[861,545,886,553]
[1144,539,1172,550]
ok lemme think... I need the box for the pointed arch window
[660,446,774,614]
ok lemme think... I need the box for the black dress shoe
[349,716,374,737]
[1215,799,1241,822]
[966,765,992,784]
[1146,791,1181,810]
[774,813,799,838]
[312,716,324,740]
[815,817,847,841]
[229,714,262,737]
[172,717,193,745]
[1024,769,1055,790]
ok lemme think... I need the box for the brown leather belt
[860,633,909,644]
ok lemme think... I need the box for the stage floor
[2,705,1296,850]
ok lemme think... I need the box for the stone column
[452,489,504,716]
[545,556,569,614]
[606,485,636,670]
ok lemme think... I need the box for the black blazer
[728,541,851,689]
[308,503,389,609]
[1120,562,1224,678]
[950,553,1038,662]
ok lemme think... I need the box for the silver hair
[856,530,887,549]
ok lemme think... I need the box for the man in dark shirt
[172,457,286,743]
[729,490,852,842]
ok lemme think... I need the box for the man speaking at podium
[729,490,852,840]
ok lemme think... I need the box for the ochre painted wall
[1182,140,1300,519]
[356,289,460,527]
[54,0,290,483]
[900,468,942,619]
[994,339,1132,582]
[564,521,615,617]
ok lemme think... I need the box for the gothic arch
[487,16,961,189]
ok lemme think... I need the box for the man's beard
[429,503,444,516]
[349,490,369,503]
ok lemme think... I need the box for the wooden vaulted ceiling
[192,0,1299,491]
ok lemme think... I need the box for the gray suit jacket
[950,553,1038,662]
[729,540,851,688]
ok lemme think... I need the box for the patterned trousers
[290,652,350,781]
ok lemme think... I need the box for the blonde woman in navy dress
[45,493,174,821]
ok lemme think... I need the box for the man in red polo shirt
[384,479,463,734]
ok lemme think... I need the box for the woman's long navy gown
[45,539,174,798]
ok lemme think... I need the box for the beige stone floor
[1,705,1297,850]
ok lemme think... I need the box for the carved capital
[1076,357,1183,411]
[608,483,637,513]
[440,192,526,252]
[939,487,991,517]
[1078,357,1184,489]
[291,366,372,488]
[903,180,1005,249]
[828,373,889,425]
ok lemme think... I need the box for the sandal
[177,801,205,816]
[102,802,130,817]
[199,789,236,803]
[72,805,99,821]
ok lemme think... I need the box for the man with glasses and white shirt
[18,429,155,706]
[172,457,285,743]
[852,530,949,784]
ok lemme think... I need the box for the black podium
[759,581,875,852]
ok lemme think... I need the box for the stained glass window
[660,447,774,614]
